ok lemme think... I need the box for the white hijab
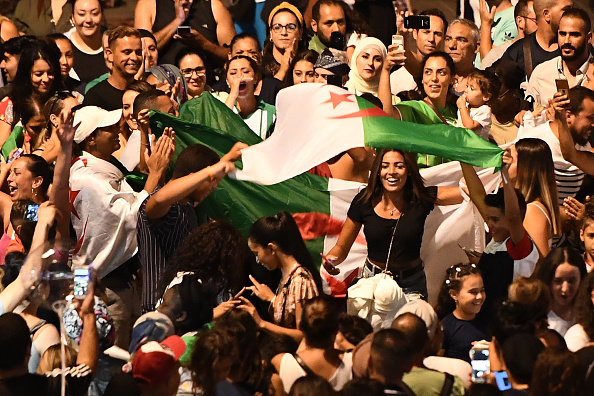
[345,37,387,96]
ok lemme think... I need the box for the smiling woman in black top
[324,148,462,299]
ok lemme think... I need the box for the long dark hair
[417,51,455,100]
[12,40,64,123]
[534,247,587,295]
[285,49,319,87]
[435,263,481,319]
[515,138,560,236]
[575,271,594,340]
[248,211,323,292]
[362,149,436,206]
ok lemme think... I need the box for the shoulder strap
[30,319,48,335]
[292,354,317,377]
[523,37,534,79]
[438,372,455,396]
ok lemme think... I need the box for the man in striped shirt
[137,143,241,312]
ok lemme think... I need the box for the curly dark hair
[530,347,585,395]
[159,220,250,297]
[434,263,481,319]
[575,271,594,341]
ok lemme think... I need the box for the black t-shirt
[442,312,488,363]
[347,187,436,266]
[0,365,92,396]
[83,79,125,111]
[71,46,108,85]
[500,32,560,78]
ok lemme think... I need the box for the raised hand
[57,109,80,146]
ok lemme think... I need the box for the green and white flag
[235,83,503,185]
[150,93,366,297]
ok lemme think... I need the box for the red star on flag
[322,91,354,109]
[70,189,81,219]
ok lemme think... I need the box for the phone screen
[471,348,490,383]
[177,26,191,35]
[25,204,39,222]
[494,371,512,391]
[73,268,89,299]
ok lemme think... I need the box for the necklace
[390,207,396,217]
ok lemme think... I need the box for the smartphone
[7,148,23,164]
[470,345,490,383]
[458,243,480,257]
[404,15,431,30]
[320,252,337,270]
[177,26,191,35]
[25,204,39,222]
[330,31,345,51]
[327,74,343,87]
[555,78,569,96]
[392,34,404,50]
[73,266,90,299]
[494,371,512,391]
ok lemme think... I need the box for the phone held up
[73,264,93,299]
[404,15,430,30]
[470,344,490,384]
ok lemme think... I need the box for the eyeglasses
[520,15,537,22]
[181,67,206,77]
[271,23,298,33]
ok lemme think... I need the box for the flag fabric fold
[234,83,503,185]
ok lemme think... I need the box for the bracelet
[208,166,215,182]
[140,142,150,147]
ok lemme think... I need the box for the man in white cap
[70,105,173,349]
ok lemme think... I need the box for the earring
[32,188,38,197]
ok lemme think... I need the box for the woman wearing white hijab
[345,37,387,97]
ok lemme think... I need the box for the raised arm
[378,44,405,120]
[145,159,234,219]
[553,93,594,175]
[460,162,489,220]
[143,134,175,194]
[75,280,98,373]
[50,110,76,246]
[501,151,526,245]
[478,0,496,60]
[134,0,190,51]
[0,203,56,313]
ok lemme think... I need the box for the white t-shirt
[457,104,492,141]
[548,310,574,336]
[565,323,590,352]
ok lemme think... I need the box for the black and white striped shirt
[137,187,197,313]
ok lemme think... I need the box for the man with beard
[526,8,592,106]
[519,86,594,203]
[308,0,349,53]
[390,9,448,96]
[500,0,573,80]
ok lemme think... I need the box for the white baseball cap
[73,106,122,144]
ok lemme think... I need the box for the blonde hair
[37,344,77,374]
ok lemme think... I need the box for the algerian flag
[149,92,500,303]
[149,93,367,297]
[234,83,503,185]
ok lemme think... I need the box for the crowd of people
[0,0,593,394]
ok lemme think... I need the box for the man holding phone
[390,9,448,96]
[525,8,592,106]
[308,0,348,53]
